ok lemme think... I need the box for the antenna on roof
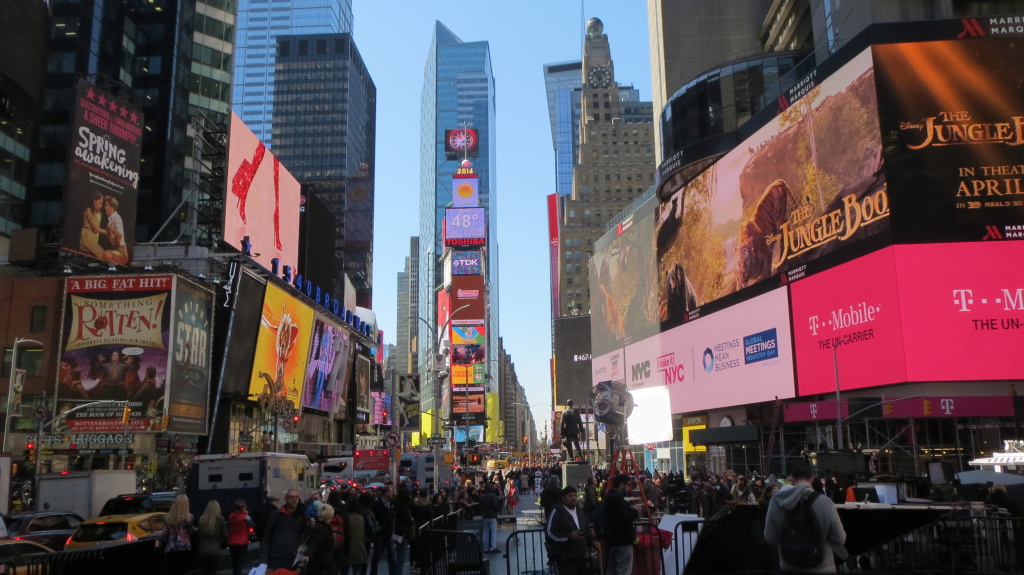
[581,0,585,47]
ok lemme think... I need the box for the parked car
[0,539,53,574]
[97,492,176,517]
[65,513,166,550]
[3,512,84,550]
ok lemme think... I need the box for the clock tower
[580,18,620,138]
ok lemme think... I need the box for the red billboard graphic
[354,449,390,471]
[226,113,302,274]
[445,128,480,157]
[62,81,143,265]
[450,274,486,320]
[548,194,560,317]
[657,49,888,329]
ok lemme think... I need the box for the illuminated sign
[452,176,479,208]
[451,251,482,275]
[445,128,479,156]
[444,207,486,242]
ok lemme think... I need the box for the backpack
[329,514,345,550]
[778,492,824,568]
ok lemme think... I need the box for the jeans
[394,537,409,575]
[606,546,633,575]
[229,544,248,575]
[370,536,397,575]
[482,518,498,551]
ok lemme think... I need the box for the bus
[321,456,354,482]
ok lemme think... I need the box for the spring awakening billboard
[657,49,889,329]
[62,81,143,265]
[248,282,314,414]
[301,315,352,414]
[166,278,214,434]
[873,36,1024,242]
[58,275,173,432]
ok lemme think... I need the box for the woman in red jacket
[227,499,257,575]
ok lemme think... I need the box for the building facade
[395,237,420,373]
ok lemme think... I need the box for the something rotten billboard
[874,36,1024,242]
[657,49,889,329]
[248,282,314,414]
[226,113,302,274]
[166,278,214,433]
[62,81,143,265]
[301,315,352,414]
[58,275,173,432]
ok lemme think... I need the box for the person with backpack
[764,463,846,574]
[326,490,348,574]
[603,474,638,575]
[300,503,337,575]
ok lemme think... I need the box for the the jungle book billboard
[873,36,1024,242]
[248,282,314,414]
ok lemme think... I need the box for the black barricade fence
[422,529,489,575]
[668,516,705,575]
[504,528,549,575]
[23,540,163,575]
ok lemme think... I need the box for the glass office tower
[543,61,583,198]
[233,0,353,146]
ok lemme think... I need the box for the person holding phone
[545,487,595,575]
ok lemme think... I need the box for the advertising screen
[220,271,265,394]
[452,177,479,208]
[301,315,352,413]
[553,315,593,407]
[451,426,485,443]
[248,282,314,413]
[371,392,392,425]
[444,208,486,244]
[226,113,302,273]
[657,49,888,329]
[451,251,482,275]
[445,128,480,157]
[397,374,420,429]
[166,278,214,434]
[451,322,485,366]
[58,275,174,432]
[591,348,625,386]
[452,364,486,385]
[450,274,486,320]
[354,354,371,414]
[873,37,1024,242]
[590,197,659,356]
[548,194,560,316]
[62,81,143,265]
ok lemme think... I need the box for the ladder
[762,396,783,475]
[609,448,654,522]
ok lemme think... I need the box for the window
[2,348,44,377]
[29,306,47,333]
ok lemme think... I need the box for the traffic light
[121,407,131,424]
[239,445,246,453]
[24,443,34,463]
[381,410,389,423]
[292,413,301,425]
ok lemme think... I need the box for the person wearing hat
[560,399,585,462]
[545,486,594,575]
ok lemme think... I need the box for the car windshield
[99,497,152,516]
[5,518,23,532]
[74,522,129,542]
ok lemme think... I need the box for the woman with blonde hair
[197,500,228,575]
[164,494,195,573]
[300,503,336,575]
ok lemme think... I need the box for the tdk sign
[743,328,779,364]
[451,250,482,275]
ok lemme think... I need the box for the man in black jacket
[370,485,397,575]
[604,475,638,575]
[260,489,309,569]
[546,486,594,575]
[479,484,501,553]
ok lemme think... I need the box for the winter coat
[545,504,592,559]
[228,510,256,546]
[764,482,846,574]
[302,520,335,575]
[603,488,637,547]
[371,497,395,539]
[197,516,228,557]
[341,511,368,566]
[478,491,500,519]
[393,499,415,539]
[260,504,309,566]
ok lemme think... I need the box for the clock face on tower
[588,66,611,89]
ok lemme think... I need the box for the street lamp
[4,338,43,453]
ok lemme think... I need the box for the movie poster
[166,278,214,434]
[57,275,173,432]
[248,282,314,414]
[302,315,352,413]
[354,354,371,415]
[61,81,143,264]
[397,374,420,429]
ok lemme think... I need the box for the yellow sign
[683,425,707,453]
[443,452,455,464]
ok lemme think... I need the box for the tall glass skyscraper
[233,0,353,146]
[543,61,582,198]
[418,21,498,412]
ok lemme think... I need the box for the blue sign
[743,328,779,364]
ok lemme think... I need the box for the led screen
[553,315,593,407]
[450,274,486,320]
[248,282,314,412]
[226,113,302,273]
[301,315,352,413]
[657,49,888,329]
[445,128,480,157]
[452,177,479,208]
[166,278,214,434]
[450,251,482,275]
[444,208,486,242]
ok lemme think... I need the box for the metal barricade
[632,522,666,575]
[667,517,704,575]
[504,528,550,575]
[423,528,490,575]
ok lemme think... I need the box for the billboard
[397,374,420,429]
[590,197,659,356]
[248,282,314,413]
[452,176,479,208]
[371,392,392,426]
[226,113,302,274]
[452,391,485,415]
[451,251,482,275]
[58,275,173,432]
[166,278,214,434]
[873,37,1024,242]
[553,315,593,407]
[445,128,480,157]
[62,81,143,265]
[452,364,486,385]
[591,348,625,385]
[451,322,485,365]
[354,354,371,415]
[301,315,352,414]
[450,274,486,320]
[657,49,888,329]
[444,207,486,245]
[219,271,265,394]
[547,194,560,317]
[452,425,485,443]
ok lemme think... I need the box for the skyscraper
[271,32,375,306]
[543,61,583,198]
[418,22,498,413]
[233,0,353,146]
[396,237,420,372]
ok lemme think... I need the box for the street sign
[239,434,253,442]
[33,406,49,422]
[427,438,447,446]
[385,431,400,447]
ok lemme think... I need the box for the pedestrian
[393,488,416,575]
[539,476,563,521]
[257,496,279,540]
[764,463,846,574]
[583,477,599,517]
[197,500,228,575]
[227,499,257,575]
[300,503,336,575]
[163,494,195,575]
[370,485,397,575]
[261,489,310,570]
[478,483,501,553]
[341,492,368,575]
[545,486,594,575]
[604,475,638,575]
[306,490,325,517]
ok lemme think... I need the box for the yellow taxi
[0,539,54,574]
[65,513,167,550]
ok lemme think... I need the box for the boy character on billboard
[102,196,129,264]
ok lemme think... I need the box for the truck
[36,470,138,519]
[185,452,318,533]
[320,456,354,483]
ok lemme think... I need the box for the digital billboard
[452,177,479,208]
[452,391,485,416]
[547,194,560,317]
[354,354,371,415]
[590,197,659,356]
[166,278,214,434]
[451,251,482,275]
[445,128,480,157]
[397,374,420,429]
[451,322,485,365]
[873,37,1024,242]
[62,81,143,265]
[301,315,352,414]
[450,274,486,320]
[451,425,484,443]
[219,271,265,395]
[248,282,314,413]
[452,364,486,385]
[371,392,392,426]
[553,315,593,407]
[657,49,888,329]
[444,208,486,245]
[226,113,302,274]
[58,275,174,432]
[591,348,625,386]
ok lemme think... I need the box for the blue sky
[354,1,653,431]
